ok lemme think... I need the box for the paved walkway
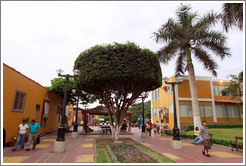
[2,127,243,163]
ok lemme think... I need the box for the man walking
[25,120,40,151]
[156,120,161,135]
[201,121,212,157]
[12,120,29,151]
[148,120,153,136]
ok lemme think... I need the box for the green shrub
[185,124,243,131]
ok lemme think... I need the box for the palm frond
[221,3,243,32]
[153,18,182,43]
[199,39,231,60]
[175,51,186,74]
[192,47,218,76]
[156,40,181,64]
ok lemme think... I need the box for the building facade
[151,75,243,129]
[3,63,63,143]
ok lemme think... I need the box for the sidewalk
[2,127,243,163]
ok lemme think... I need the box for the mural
[159,107,169,123]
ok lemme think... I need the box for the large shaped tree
[153,5,231,129]
[74,42,162,141]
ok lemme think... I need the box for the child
[200,121,212,157]
[153,124,157,134]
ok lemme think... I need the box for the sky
[1,1,244,108]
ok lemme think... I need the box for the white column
[210,78,217,122]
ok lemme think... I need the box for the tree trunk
[187,61,202,130]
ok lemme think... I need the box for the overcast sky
[2,1,244,108]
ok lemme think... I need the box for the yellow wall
[3,64,63,142]
[151,76,243,128]
[178,80,211,98]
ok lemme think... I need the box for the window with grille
[12,90,26,112]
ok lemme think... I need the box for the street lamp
[163,75,183,149]
[139,94,148,138]
[71,89,86,136]
[54,68,80,152]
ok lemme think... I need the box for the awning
[215,99,242,104]
[73,106,134,116]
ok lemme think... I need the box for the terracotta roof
[73,106,134,115]
[214,99,242,104]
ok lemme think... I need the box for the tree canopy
[74,42,162,141]
[46,77,97,105]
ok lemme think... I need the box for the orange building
[151,75,243,129]
[3,63,63,143]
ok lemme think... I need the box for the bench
[180,130,187,139]
[230,137,243,151]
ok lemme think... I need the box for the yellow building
[3,63,63,143]
[151,75,243,129]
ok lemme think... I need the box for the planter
[8,141,16,147]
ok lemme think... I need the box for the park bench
[180,130,187,139]
[230,136,243,151]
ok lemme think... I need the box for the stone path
[2,127,243,163]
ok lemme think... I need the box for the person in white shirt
[12,120,29,151]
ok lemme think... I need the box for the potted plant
[9,136,17,147]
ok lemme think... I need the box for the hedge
[166,131,243,149]
[184,124,243,131]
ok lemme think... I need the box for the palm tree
[221,3,243,32]
[153,5,231,129]
[224,71,243,100]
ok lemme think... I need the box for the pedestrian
[145,122,150,136]
[201,121,212,157]
[25,119,40,151]
[12,120,29,151]
[152,124,157,134]
[156,120,161,135]
[148,121,153,136]
[3,127,6,149]
[191,127,202,145]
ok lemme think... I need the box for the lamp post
[139,94,148,138]
[163,75,183,149]
[71,89,86,134]
[54,68,80,152]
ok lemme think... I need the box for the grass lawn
[186,128,243,142]
[95,138,174,163]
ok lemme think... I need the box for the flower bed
[110,144,157,163]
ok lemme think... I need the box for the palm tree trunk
[187,61,202,130]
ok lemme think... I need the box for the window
[12,90,26,112]
[179,104,193,117]
[168,85,172,95]
[216,105,242,119]
[213,85,232,96]
[199,105,213,118]
[152,89,160,101]
[34,104,41,122]
[40,100,50,127]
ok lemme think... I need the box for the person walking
[12,120,29,151]
[148,121,153,136]
[25,120,40,151]
[201,121,212,157]
[156,120,161,135]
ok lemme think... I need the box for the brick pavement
[2,126,244,163]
